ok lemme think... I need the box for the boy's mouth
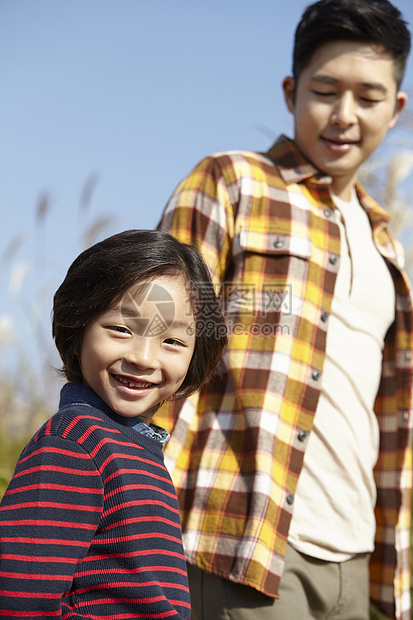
[114,375,155,389]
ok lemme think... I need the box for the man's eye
[312,90,334,97]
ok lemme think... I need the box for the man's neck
[330,172,359,201]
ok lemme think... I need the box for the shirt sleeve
[158,155,235,287]
[0,434,104,617]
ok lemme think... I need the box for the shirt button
[406,351,412,360]
[329,254,339,265]
[321,312,329,322]
[286,495,294,505]
[312,370,321,381]
[324,209,332,218]
[273,238,284,249]
[298,431,307,442]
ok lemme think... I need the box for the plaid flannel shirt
[155,135,413,620]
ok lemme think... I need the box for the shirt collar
[264,135,324,185]
[265,135,391,229]
[59,382,170,444]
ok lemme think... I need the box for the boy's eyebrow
[310,74,388,92]
[168,319,194,330]
[116,304,194,330]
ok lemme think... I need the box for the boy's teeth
[117,376,151,388]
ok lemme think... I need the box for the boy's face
[79,274,196,425]
[283,40,407,199]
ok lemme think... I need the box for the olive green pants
[188,544,370,620]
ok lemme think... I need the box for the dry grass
[0,175,114,494]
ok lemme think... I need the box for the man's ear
[389,91,408,129]
[283,76,296,113]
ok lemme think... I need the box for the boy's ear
[388,91,408,129]
[283,76,296,113]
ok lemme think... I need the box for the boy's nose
[330,92,357,127]
[124,337,160,370]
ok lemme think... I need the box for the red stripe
[0,537,90,547]
[0,501,101,513]
[19,446,91,464]
[83,549,186,562]
[0,612,60,618]
[0,519,97,529]
[103,499,179,518]
[78,425,125,444]
[100,515,181,532]
[89,437,144,459]
[95,532,182,545]
[0,590,61,599]
[69,594,191,609]
[105,468,174,486]
[5,482,103,496]
[74,580,188,592]
[104,485,177,505]
[61,414,115,438]
[62,605,183,620]
[1,553,79,564]
[0,571,72,581]
[100,454,165,475]
[12,465,100,479]
[75,565,188,578]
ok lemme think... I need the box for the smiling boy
[155,1,413,619]
[0,230,227,619]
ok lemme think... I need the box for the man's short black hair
[52,229,227,398]
[293,0,411,88]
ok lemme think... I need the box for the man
[155,1,413,618]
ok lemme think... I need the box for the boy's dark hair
[293,0,411,88]
[52,229,227,399]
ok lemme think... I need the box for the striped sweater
[0,382,191,619]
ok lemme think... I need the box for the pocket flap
[238,228,311,258]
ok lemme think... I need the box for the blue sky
[1,0,413,393]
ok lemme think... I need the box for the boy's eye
[109,325,131,335]
[164,338,184,347]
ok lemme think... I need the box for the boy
[0,230,227,619]
[155,1,413,618]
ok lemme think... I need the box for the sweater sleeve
[0,434,104,617]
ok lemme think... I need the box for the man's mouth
[114,375,154,389]
[321,136,360,147]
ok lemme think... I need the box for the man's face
[283,40,407,199]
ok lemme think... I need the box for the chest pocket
[225,228,312,321]
[236,228,312,267]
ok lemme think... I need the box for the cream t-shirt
[288,190,395,561]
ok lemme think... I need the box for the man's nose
[330,92,357,127]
